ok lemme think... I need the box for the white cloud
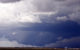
[18,14,41,23]
[0,0,57,25]
[0,0,42,26]
[0,0,80,25]
[0,36,38,47]
[56,16,68,21]
[12,32,16,35]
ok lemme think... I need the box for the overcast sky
[0,0,79,48]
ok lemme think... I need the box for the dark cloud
[19,21,80,38]
[0,0,21,3]
[0,21,80,47]
[45,37,80,48]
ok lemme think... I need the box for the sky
[0,0,79,48]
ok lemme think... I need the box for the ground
[0,48,79,50]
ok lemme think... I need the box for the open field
[0,48,79,50]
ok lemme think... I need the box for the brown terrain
[0,48,79,50]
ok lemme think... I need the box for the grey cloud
[69,12,80,24]
[0,0,21,3]
[0,0,80,24]
[33,0,57,12]
[0,0,79,24]
[54,0,66,1]
[33,0,80,23]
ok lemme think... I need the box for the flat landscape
[0,48,79,50]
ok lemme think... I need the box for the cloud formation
[0,0,41,26]
[0,0,80,48]
[0,36,38,47]
[0,0,80,25]
[33,0,80,23]
[0,0,20,3]
[45,37,80,48]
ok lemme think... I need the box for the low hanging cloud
[0,36,38,47]
[45,37,80,48]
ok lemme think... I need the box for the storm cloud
[0,0,80,48]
